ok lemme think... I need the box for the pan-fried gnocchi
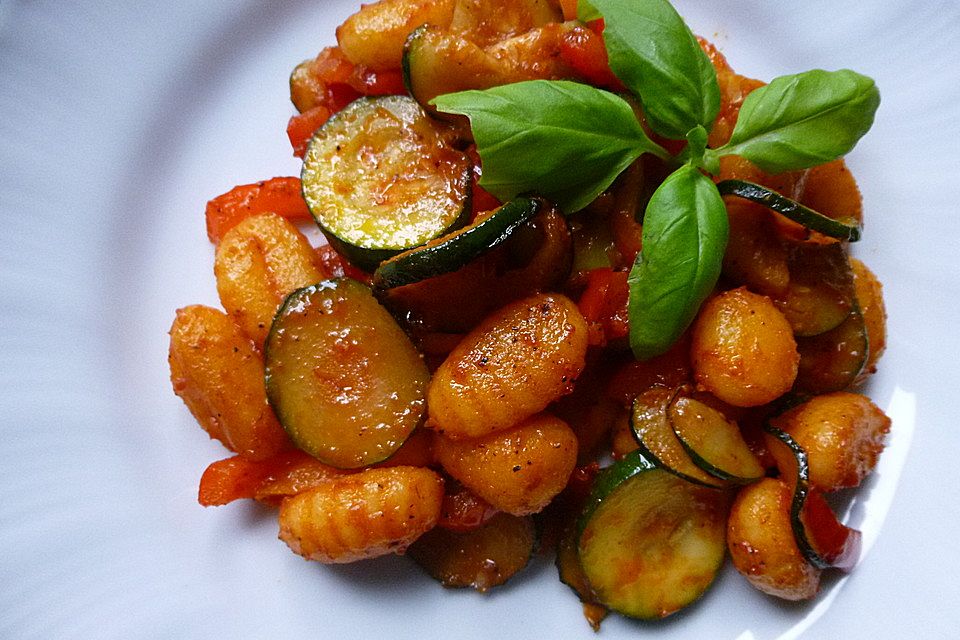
[214,212,324,349]
[426,293,588,440]
[167,0,891,628]
[279,466,444,563]
[168,304,289,460]
[434,413,578,515]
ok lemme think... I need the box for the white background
[1,1,958,638]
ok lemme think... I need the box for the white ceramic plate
[2,1,959,638]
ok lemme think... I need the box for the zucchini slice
[777,242,856,337]
[407,511,536,591]
[403,25,506,112]
[764,426,862,571]
[783,242,869,393]
[716,179,862,242]
[264,278,429,469]
[301,96,471,271]
[403,22,573,113]
[557,523,608,629]
[373,197,541,289]
[668,396,765,484]
[577,450,728,619]
[630,388,726,488]
[795,305,869,394]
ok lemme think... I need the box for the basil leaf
[432,80,666,213]
[710,69,880,173]
[578,0,719,140]
[628,165,728,360]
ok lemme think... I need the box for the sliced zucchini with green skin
[407,511,536,591]
[577,450,728,619]
[404,22,574,114]
[373,197,541,289]
[777,242,856,337]
[668,396,765,484]
[403,25,506,112]
[301,96,471,271]
[764,425,862,571]
[795,304,869,394]
[630,388,726,488]
[557,522,608,631]
[717,179,862,242]
[264,278,429,469]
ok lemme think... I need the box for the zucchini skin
[668,396,765,484]
[301,95,472,272]
[373,197,541,289]
[763,425,861,570]
[576,450,658,538]
[629,388,727,489]
[717,179,862,242]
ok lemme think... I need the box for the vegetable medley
[168,0,891,628]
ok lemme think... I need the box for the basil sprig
[432,81,667,213]
[430,0,880,361]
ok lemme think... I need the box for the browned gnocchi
[214,212,324,350]
[426,293,588,439]
[727,478,821,600]
[168,304,289,460]
[167,0,892,628]
[769,391,891,492]
[434,412,578,515]
[278,466,444,563]
[691,287,799,407]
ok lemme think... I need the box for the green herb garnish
[431,0,880,360]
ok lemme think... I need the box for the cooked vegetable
[434,413,578,516]
[198,450,342,507]
[690,287,799,407]
[278,466,444,563]
[774,242,856,337]
[794,306,869,394]
[727,477,821,600]
[373,197,541,290]
[404,25,506,110]
[577,450,728,619]
[669,396,764,483]
[169,305,289,460]
[436,480,497,532]
[408,512,536,590]
[557,522,608,630]
[168,0,892,625]
[264,279,429,468]
[301,95,472,270]
[205,177,312,244]
[717,179,862,242]
[427,293,588,439]
[630,388,725,488]
[767,392,890,492]
[764,425,862,571]
[214,212,325,349]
